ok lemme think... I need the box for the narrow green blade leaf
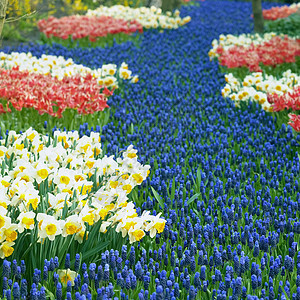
[82,241,110,261]
[151,186,164,209]
[186,193,200,206]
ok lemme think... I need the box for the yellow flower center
[93,147,101,156]
[122,184,132,194]
[127,153,136,158]
[132,173,143,184]
[61,274,72,284]
[122,174,129,180]
[275,85,281,91]
[0,216,5,228]
[75,175,84,182]
[132,229,145,241]
[99,208,109,219]
[58,136,67,143]
[80,185,92,195]
[2,244,14,257]
[79,231,88,240]
[106,204,114,211]
[128,212,138,218]
[82,144,90,152]
[28,198,38,210]
[62,189,73,196]
[21,175,30,182]
[110,181,118,189]
[22,217,34,228]
[45,224,57,235]
[105,79,113,86]
[27,133,36,141]
[86,161,94,169]
[124,221,136,230]
[82,214,94,225]
[154,222,165,233]
[37,169,49,180]
[60,176,70,185]
[4,230,17,242]
[0,202,7,209]
[259,99,266,105]
[65,222,79,235]
[16,144,24,150]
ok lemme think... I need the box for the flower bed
[0,128,165,260]
[37,15,143,41]
[86,5,191,29]
[268,84,300,112]
[209,33,300,72]
[0,52,138,88]
[221,70,300,111]
[262,3,300,20]
[209,32,278,59]
[0,68,109,117]
[2,1,300,299]
[38,6,191,47]
[264,13,300,37]
[288,113,300,131]
[0,52,138,132]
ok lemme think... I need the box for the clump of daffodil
[221,70,300,112]
[0,128,166,258]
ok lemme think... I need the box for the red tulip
[217,36,300,71]
[262,5,299,20]
[288,113,300,131]
[0,68,110,117]
[37,15,143,40]
[268,86,300,112]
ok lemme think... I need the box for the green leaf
[186,193,200,206]
[151,186,165,209]
[82,240,110,261]
[42,286,55,300]
[193,208,201,218]
[58,235,75,267]
[171,176,176,199]
[280,283,289,299]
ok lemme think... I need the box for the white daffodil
[17,211,36,233]
[37,213,64,241]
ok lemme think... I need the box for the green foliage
[0,100,111,136]
[219,56,300,82]
[1,22,27,42]
[265,13,300,36]
[40,32,141,48]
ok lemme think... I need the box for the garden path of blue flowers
[3,1,300,299]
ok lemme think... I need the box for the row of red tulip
[37,15,143,41]
[216,36,300,72]
[262,5,299,21]
[0,67,110,117]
